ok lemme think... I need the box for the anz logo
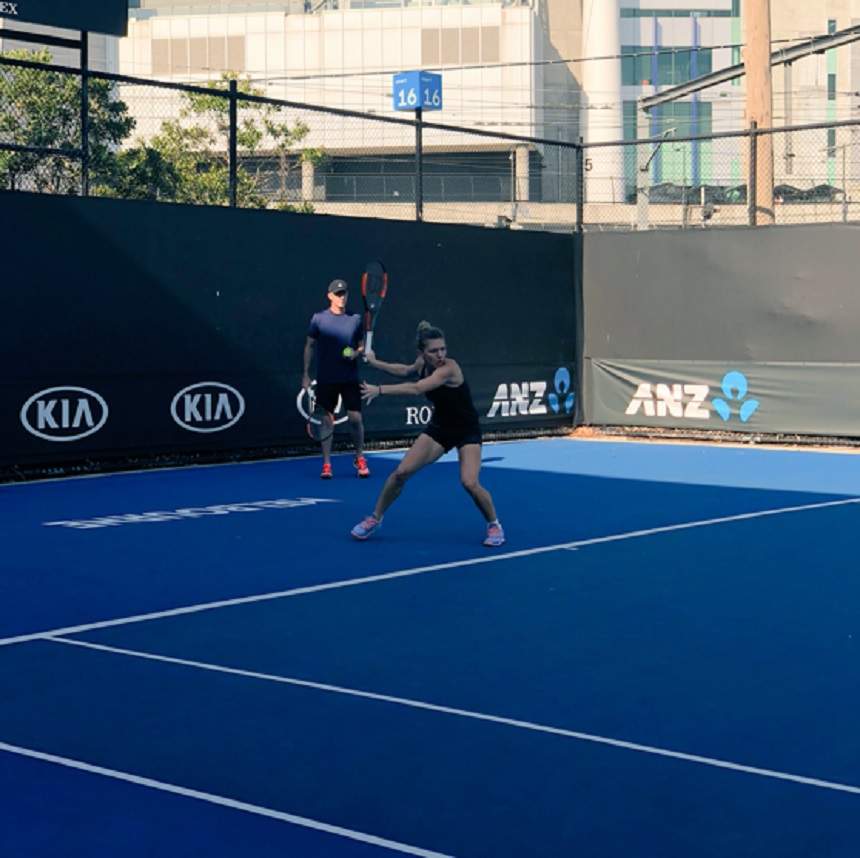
[625,383,710,419]
[20,386,109,442]
[487,381,547,418]
[625,371,759,423]
[171,382,245,433]
[712,371,759,423]
[486,367,575,419]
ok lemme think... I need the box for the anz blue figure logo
[548,367,575,415]
[712,371,759,423]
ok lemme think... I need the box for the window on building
[481,27,499,63]
[421,28,440,65]
[441,28,459,65]
[227,36,245,71]
[421,26,499,66]
[621,8,732,18]
[152,38,170,75]
[828,128,837,157]
[170,38,189,74]
[210,36,226,70]
[828,73,837,101]
[150,35,245,75]
[622,46,712,87]
[189,38,207,74]
[462,27,479,64]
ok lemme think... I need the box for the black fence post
[415,107,424,222]
[80,31,89,197]
[748,120,758,227]
[575,139,585,231]
[229,79,238,208]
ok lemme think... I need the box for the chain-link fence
[580,120,860,231]
[4,51,860,233]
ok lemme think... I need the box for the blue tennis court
[1,438,858,857]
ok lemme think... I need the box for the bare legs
[372,433,445,519]
[457,443,498,523]
[371,437,498,524]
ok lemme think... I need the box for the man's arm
[302,336,316,388]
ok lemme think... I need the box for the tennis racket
[305,388,334,442]
[360,260,388,359]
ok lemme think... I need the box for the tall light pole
[744,0,775,224]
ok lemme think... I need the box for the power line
[247,34,814,84]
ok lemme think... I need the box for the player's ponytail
[416,320,445,351]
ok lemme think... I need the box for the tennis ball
[342,346,355,359]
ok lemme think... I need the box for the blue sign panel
[392,71,443,112]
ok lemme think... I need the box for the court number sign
[393,71,443,112]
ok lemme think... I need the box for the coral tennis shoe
[351,514,381,540]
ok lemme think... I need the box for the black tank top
[423,368,480,430]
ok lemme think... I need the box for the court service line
[48,636,860,798]
[1,495,857,649]
[0,739,451,858]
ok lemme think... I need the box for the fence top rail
[4,53,860,155]
[582,117,860,150]
[0,141,81,158]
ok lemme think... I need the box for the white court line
[48,636,860,798]
[1,495,858,649]
[0,739,451,858]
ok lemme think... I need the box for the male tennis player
[350,321,504,547]
[302,279,370,479]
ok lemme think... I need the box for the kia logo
[171,382,245,433]
[20,386,109,442]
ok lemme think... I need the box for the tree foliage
[0,55,323,209]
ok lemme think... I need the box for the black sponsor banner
[583,224,860,438]
[588,359,860,436]
[8,363,576,463]
[1,192,576,467]
[1,0,128,35]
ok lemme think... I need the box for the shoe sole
[320,474,332,480]
[483,539,506,547]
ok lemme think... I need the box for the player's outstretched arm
[364,350,422,378]
[361,362,455,403]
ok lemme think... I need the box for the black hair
[416,320,445,351]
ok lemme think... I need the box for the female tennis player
[350,321,504,547]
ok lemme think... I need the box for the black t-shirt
[308,309,363,383]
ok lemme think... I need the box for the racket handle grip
[363,331,374,361]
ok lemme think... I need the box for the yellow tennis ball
[342,346,355,359]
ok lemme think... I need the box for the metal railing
[3,51,860,232]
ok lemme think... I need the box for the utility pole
[744,0,775,224]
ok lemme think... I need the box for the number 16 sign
[392,71,442,112]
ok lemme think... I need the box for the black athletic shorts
[422,422,482,453]
[315,381,361,414]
